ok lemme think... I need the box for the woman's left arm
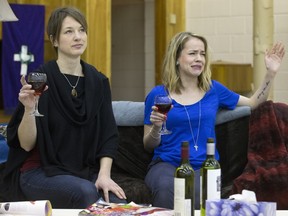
[95,157,126,203]
[238,42,285,109]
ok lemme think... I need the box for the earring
[176,61,179,66]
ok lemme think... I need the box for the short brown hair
[47,7,87,52]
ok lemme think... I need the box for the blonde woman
[143,31,285,209]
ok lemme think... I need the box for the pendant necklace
[183,101,201,151]
[62,73,80,97]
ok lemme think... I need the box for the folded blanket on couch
[0,125,7,139]
[232,100,288,209]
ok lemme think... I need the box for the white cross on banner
[14,45,34,76]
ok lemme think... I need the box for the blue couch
[0,101,251,204]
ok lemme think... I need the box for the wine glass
[27,72,47,117]
[154,94,172,135]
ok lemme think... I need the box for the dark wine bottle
[200,138,221,216]
[174,141,195,216]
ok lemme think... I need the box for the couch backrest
[112,101,144,126]
[112,101,251,126]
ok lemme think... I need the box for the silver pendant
[71,88,78,97]
[194,145,198,151]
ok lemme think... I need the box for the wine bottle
[200,138,221,216]
[174,141,195,216]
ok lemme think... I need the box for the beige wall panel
[253,0,274,97]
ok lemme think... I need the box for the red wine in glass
[27,72,47,117]
[155,103,172,115]
[29,81,46,96]
[154,94,172,135]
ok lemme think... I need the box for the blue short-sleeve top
[144,80,240,170]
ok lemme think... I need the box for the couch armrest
[216,106,251,125]
[216,115,250,198]
[215,106,251,198]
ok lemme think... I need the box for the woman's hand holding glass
[27,72,47,117]
[19,74,48,117]
[152,94,173,135]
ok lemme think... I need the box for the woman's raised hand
[18,75,48,111]
[264,42,285,76]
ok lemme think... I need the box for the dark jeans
[145,159,200,210]
[20,168,126,209]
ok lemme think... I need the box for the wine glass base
[159,129,172,135]
[30,112,44,117]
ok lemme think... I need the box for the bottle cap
[182,141,189,147]
[207,138,215,155]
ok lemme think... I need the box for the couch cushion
[113,126,153,179]
[112,125,153,204]
[111,170,152,204]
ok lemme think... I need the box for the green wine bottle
[200,138,221,216]
[174,141,195,216]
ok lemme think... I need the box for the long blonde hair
[162,32,212,94]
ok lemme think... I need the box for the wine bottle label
[174,178,192,216]
[207,169,221,200]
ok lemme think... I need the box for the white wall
[186,0,288,103]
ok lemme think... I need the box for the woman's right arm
[17,75,37,152]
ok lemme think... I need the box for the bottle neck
[206,143,215,157]
[181,145,190,163]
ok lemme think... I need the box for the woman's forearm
[143,125,161,152]
[98,157,113,178]
[249,72,274,109]
[18,109,37,152]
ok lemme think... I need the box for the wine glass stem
[163,120,167,131]
[35,96,40,114]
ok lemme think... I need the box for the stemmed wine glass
[27,72,47,117]
[154,94,172,135]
